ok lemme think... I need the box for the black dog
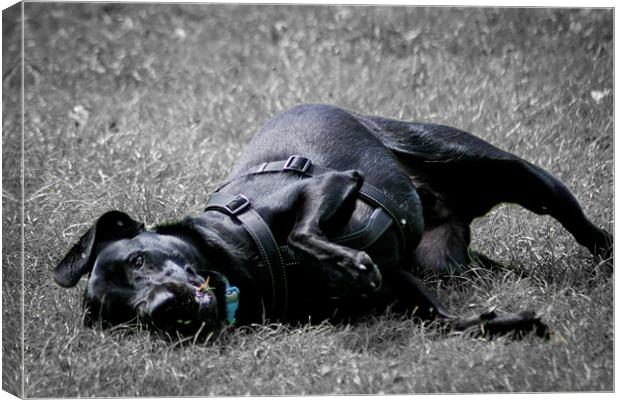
[54,104,612,338]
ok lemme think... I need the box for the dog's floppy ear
[54,210,144,288]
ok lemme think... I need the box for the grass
[2,3,613,396]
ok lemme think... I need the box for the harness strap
[217,155,413,262]
[205,155,416,320]
[332,208,392,249]
[204,193,288,319]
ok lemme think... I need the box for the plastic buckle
[283,155,311,173]
[223,194,251,215]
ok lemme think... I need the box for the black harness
[203,155,415,320]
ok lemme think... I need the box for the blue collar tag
[224,285,240,325]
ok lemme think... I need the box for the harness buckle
[223,194,251,215]
[283,155,311,174]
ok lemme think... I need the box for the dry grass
[2,4,613,397]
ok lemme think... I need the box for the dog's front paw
[334,251,383,293]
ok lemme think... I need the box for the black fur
[54,104,612,339]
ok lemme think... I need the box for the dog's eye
[130,254,144,269]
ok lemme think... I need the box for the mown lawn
[2,4,613,396]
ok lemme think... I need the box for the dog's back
[232,104,419,204]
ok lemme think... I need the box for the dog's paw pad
[357,254,382,292]
[335,251,382,292]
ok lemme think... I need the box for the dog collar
[203,271,240,326]
[214,274,239,325]
[224,281,240,325]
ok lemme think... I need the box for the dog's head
[54,211,230,336]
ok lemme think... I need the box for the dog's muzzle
[141,281,218,335]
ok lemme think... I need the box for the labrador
[54,104,612,339]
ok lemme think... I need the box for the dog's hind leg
[286,170,383,293]
[362,117,612,263]
[412,221,506,276]
[412,218,472,275]
[412,157,611,263]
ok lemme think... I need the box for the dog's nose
[145,284,197,328]
[145,286,175,315]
